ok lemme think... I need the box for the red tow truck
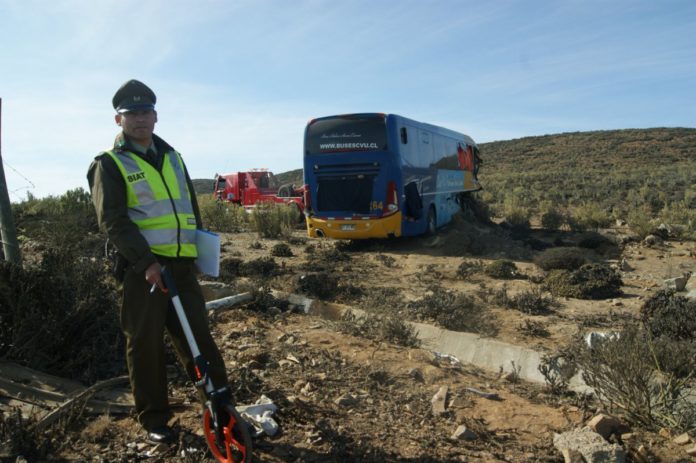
[213,170,305,221]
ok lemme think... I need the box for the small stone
[334,393,357,407]
[561,448,584,463]
[686,445,696,456]
[673,432,691,445]
[587,413,628,439]
[451,424,477,441]
[431,385,448,416]
[407,367,424,382]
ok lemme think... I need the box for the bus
[302,113,482,239]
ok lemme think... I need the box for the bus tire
[426,206,437,235]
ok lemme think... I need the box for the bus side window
[400,127,408,144]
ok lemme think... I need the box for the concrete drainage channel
[268,290,592,393]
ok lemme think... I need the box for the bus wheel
[426,207,437,235]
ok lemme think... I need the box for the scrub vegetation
[2,127,695,462]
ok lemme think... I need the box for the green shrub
[484,259,519,279]
[569,202,612,230]
[540,203,565,230]
[13,188,99,254]
[250,202,296,239]
[626,207,655,239]
[658,201,696,240]
[197,195,248,233]
[534,247,588,271]
[501,196,531,231]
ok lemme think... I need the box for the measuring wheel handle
[159,267,253,462]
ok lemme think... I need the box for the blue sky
[1,0,694,200]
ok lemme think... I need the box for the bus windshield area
[305,115,388,155]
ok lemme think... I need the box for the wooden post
[0,98,23,265]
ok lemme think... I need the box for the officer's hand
[145,262,165,292]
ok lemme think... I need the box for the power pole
[0,98,23,265]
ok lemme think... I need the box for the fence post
[0,98,23,265]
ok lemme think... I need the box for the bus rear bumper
[306,213,402,239]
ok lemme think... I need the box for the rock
[199,281,237,301]
[561,448,585,463]
[627,445,650,463]
[643,235,663,247]
[686,445,696,456]
[554,427,626,463]
[587,414,629,439]
[619,258,631,271]
[334,393,357,407]
[407,367,424,382]
[673,432,691,445]
[451,424,477,441]
[431,385,449,416]
[663,272,691,292]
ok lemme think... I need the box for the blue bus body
[303,113,481,239]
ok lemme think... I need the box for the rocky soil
[2,215,695,462]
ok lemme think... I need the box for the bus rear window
[306,116,388,155]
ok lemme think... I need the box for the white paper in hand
[195,229,220,277]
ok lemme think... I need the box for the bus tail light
[384,181,398,215]
[303,184,312,213]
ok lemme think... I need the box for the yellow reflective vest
[106,149,197,258]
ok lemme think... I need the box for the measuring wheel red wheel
[203,404,253,463]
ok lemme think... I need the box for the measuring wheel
[203,403,253,463]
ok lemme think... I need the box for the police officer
[87,79,228,444]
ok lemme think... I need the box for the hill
[194,128,696,209]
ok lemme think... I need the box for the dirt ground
[6,216,696,462]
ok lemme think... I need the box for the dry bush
[296,272,339,300]
[533,246,589,271]
[407,285,497,336]
[456,260,484,279]
[337,310,420,348]
[490,285,559,315]
[640,290,696,378]
[544,263,623,300]
[0,408,50,461]
[483,259,520,279]
[218,256,243,281]
[572,324,696,432]
[518,319,550,338]
[358,287,404,312]
[239,256,279,279]
[0,250,123,383]
[270,242,293,257]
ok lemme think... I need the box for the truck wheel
[426,207,437,235]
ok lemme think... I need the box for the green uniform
[87,133,228,430]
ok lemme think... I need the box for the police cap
[112,79,157,113]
